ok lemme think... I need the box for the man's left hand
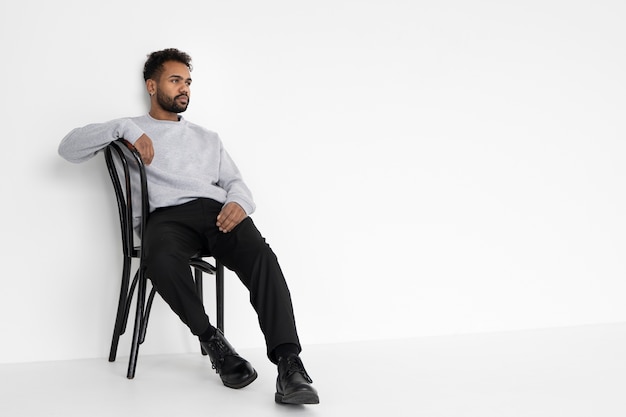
[216,202,247,233]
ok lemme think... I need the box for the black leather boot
[275,354,319,404]
[200,329,257,389]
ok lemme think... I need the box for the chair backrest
[104,139,149,260]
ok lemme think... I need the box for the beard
[156,90,189,113]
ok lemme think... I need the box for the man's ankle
[198,324,217,342]
[273,343,300,361]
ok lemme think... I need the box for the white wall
[1,0,625,364]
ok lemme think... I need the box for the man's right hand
[133,134,155,165]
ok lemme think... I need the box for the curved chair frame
[104,139,224,379]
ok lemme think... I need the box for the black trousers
[143,198,300,363]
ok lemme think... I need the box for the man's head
[143,48,192,82]
[144,48,193,119]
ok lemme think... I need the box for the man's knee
[145,240,190,279]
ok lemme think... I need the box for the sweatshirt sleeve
[218,144,256,216]
[58,118,145,163]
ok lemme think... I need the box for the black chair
[104,138,224,379]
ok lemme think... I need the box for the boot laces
[285,356,313,383]
[206,338,230,372]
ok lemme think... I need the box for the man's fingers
[217,213,236,232]
[138,143,154,165]
[217,203,246,233]
[143,147,154,165]
[134,134,154,165]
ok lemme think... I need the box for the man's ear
[146,79,156,96]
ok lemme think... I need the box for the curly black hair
[143,48,193,81]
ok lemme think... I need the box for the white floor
[1,323,625,417]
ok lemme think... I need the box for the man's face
[154,61,192,114]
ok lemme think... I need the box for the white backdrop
[1,0,625,364]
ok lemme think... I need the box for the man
[58,48,319,405]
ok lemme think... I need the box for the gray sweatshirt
[59,114,256,221]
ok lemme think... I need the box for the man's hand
[133,134,155,165]
[217,202,247,233]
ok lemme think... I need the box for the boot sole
[223,370,258,389]
[275,391,320,405]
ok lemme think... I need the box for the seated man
[58,48,319,405]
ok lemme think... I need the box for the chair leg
[140,287,157,344]
[122,261,224,376]
[109,256,132,362]
[216,262,224,332]
[127,269,146,379]
[194,267,204,299]
[194,267,208,355]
